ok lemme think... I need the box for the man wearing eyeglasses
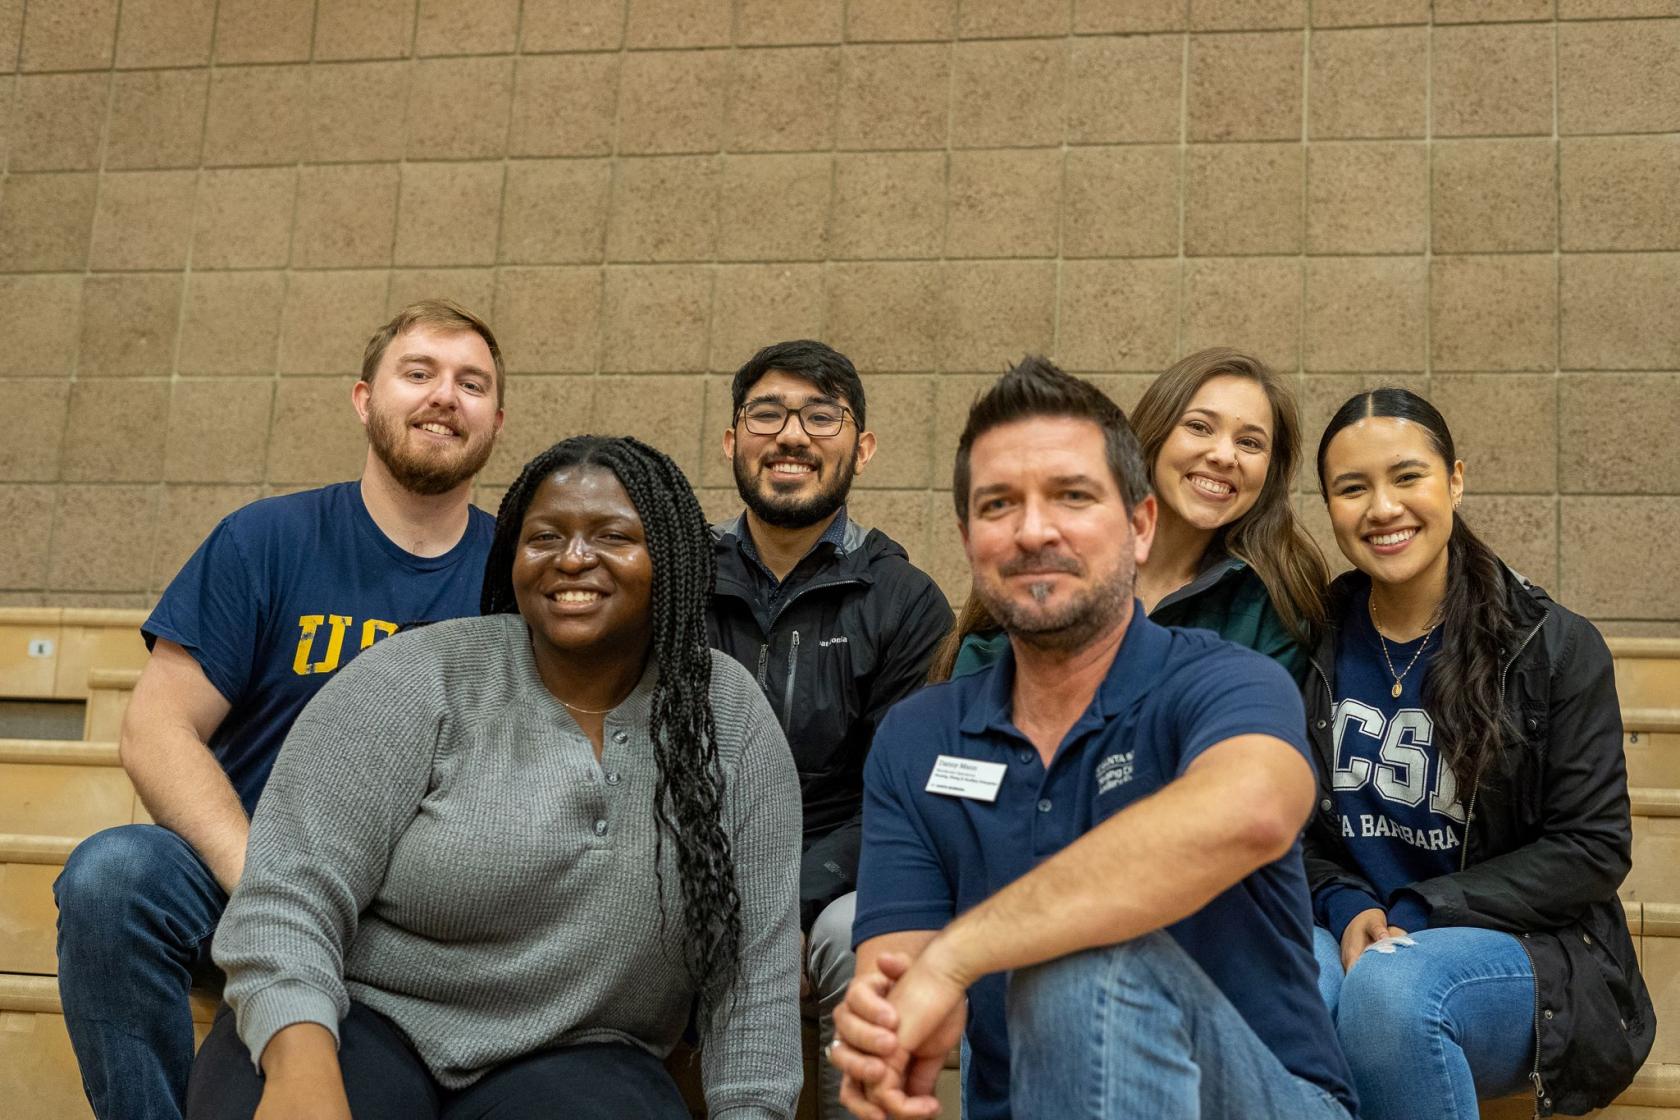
[709,339,953,1120]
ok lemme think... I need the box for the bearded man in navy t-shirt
[831,357,1357,1120]
[54,300,507,1120]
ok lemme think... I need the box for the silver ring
[828,1040,842,1056]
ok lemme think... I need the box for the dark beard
[733,447,858,530]
[973,549,1134,653]
[366,408,493,496]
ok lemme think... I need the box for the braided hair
[481,435,741,1007]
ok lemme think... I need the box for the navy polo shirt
[854,608,1357,1120]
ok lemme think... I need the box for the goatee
[974,549,1134,654]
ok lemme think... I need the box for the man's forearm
[925,738,1310,987]
[122,726,249,891]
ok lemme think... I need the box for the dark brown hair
[1128,348,1327,642]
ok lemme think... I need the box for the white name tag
[925,755,1008,802]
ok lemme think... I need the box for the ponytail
[1425,514,1522,796]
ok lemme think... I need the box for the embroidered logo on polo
[1096,751,1135,794]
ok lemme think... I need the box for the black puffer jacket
[707,514,953,928]
[1303,568,1655,1117]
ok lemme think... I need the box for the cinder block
[482,375,596,487]
[617,51,729,155]
[606,156,722,264]
[204,66,310,166]
[601,266,712,373]
[394,163,505,268]
[708,265,826,373]
[163,382,274,484]
[1306,142,1427,254]
[0,486,54,589]
[1560,19,1680,134]
[1431,374,1556,494]
[78,274,180,378]
[193,168,297,270]
[309,62,410,163]
[492,267,604,374]
[416,0,519,55]
[736,0,843,44]
[267,379,367,486]
[521,0,624,51]
[1186,144,1304,256]
[951,39,1067,149]
[277,272,390,375]
[831,152,946,260]
[1561,375,1680,495]
[1067,34,1183,144]
[826,263,944,372]
[1309,27,1428,139]
[1057,259,1179,373]
[214,0,314,63]
[1561,254,1680,370]
[106,70,208,169]
[60,381,170,483]
[406,58,515,161]
[1433,24,1553,137]
[1561,137,1680,251]
[716,153,833,262]
[726,47,839,152]
[313,0,414,61]
[19,0,116,70]
[0,380,69,482]
[1432,139,1558,254]
[1303,258,1426,372]
[10,73,107,172]
[847,0,955,40]
[508,54,619,158]
[1189,31,1303,141]
[625,0,729,48]
[177,272,286,377]
[1063,147,1180,259]
[1561,498,1680,620]
[1182,258,1303,372]
[500,160,612,265]
[1429,256,1557,372]
[942,261,1058,372]
[49,486,159,594]
[837,44,950,150]
[946,149,1062,259]
[959,0,1071,38]
[0,276,80,376]
[115,0,213,67]
[0,172,96,271]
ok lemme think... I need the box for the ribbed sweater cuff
[710,1107,784,1120]
[236,980,342,1073]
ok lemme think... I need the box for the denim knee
[55,824,215,948]
[1011,931,1188,1034]
[57,827,169,925]
[1335,945,1448,1053]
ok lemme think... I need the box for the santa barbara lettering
[1339,811,1460,852]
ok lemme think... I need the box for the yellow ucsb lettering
[292,615,400,676]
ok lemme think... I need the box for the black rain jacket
[1303,568,1655,1117]
[707,514,953,929]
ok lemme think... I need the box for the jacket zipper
[1457,612,1548,1116]
[755,642,769,691]
[783,630,800,723]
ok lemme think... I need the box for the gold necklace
[1368,596,1436,699]
[560,698,617,715]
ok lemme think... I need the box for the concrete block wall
[3,0,1678,631]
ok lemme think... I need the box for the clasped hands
[830,947,968,1120]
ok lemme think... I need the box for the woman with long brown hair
[930,347,1327,682]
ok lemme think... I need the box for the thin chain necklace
[560,698,617,715]
[1368,595,1436,699]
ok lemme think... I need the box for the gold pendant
[1391,681,1403,698]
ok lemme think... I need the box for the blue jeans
[1008,931,1353,1120]
[54,825,228,1120]
[1312,925,1536,1120]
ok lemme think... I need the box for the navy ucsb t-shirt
[1315,590,1459,936]
[144,482,495,813]
[854,609,1357,1120]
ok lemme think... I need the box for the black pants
[185,1002,692,1120]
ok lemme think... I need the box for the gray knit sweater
[213,613,803,1119]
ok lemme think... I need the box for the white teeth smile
[1190,475,1234,496]
[554,590,602,603]
[1369,529,1416,546]
[418,422,456,436]
[770,462,814,475]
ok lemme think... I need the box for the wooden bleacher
[0,613,1674,1118]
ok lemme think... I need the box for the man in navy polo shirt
[831,357,1357,1120]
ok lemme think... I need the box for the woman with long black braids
[1305,390,1652,1119]
[186,436,802,1120]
